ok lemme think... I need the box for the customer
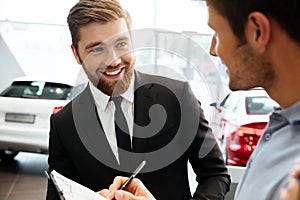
[207,0,300,199]
[46,0,230,199]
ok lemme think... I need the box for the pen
[120,160,146,190]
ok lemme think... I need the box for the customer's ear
[245,11,271,53]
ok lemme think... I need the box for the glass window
[246,96,279,115]
[0,81,72,100]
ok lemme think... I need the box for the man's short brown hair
[67,0,131,52]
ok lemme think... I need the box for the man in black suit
[46,0,230,199]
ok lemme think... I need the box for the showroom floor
[0,152,48,200]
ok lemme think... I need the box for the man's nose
[209,36,217,57]
[105,48,121,67]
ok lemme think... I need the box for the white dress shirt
[89,75,135,163]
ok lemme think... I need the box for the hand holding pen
[280,160,300,200]
[98,160,156,200]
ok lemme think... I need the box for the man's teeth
[105,69,121,76]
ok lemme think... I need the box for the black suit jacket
[46,71,230,200]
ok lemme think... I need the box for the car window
[246,96,279,115]
[0,81,72,100]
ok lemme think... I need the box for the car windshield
[246,96,279,115]
[0,81,72,100]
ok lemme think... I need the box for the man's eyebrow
[85,41,103,50]
[85,36,130,50]
[115,35,130,42]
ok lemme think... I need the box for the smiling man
[46,0,230,200]
[72,18,134,97]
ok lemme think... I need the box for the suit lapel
[73,85,120,168]
[74,73,157,165]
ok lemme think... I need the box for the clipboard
[44,170,107,200]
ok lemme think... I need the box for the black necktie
[111,96,132,156]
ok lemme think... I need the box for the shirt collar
[123,73,135,103]
[274,101,300,125]
[89,74,135,110]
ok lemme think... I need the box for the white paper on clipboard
[50,170,107,200]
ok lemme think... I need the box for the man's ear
[245,12,271,53]
[71,44,82,65]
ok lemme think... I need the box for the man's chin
[229,82,257,91]
[97,77,131,97]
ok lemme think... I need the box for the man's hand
[98,176,156,200]
[98,188,110,198]
[280,161,300,200]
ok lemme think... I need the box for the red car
[211,88,279,166]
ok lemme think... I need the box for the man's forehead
[101,31,131,44]
[78,19,130,47]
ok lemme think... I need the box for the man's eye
[91,47,104,53]
[116,42,128,49]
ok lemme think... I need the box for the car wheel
[0,150,19,162]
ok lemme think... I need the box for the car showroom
[0,0,281,200]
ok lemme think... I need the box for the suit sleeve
[183,82,231,200]
[46,114,80,200]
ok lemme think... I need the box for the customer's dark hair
[206,0,300,44]
[67,0,131,52]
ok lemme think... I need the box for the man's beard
[97,62,134,97]
[228,44,274,91]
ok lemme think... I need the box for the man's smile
[99,66,126,79]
